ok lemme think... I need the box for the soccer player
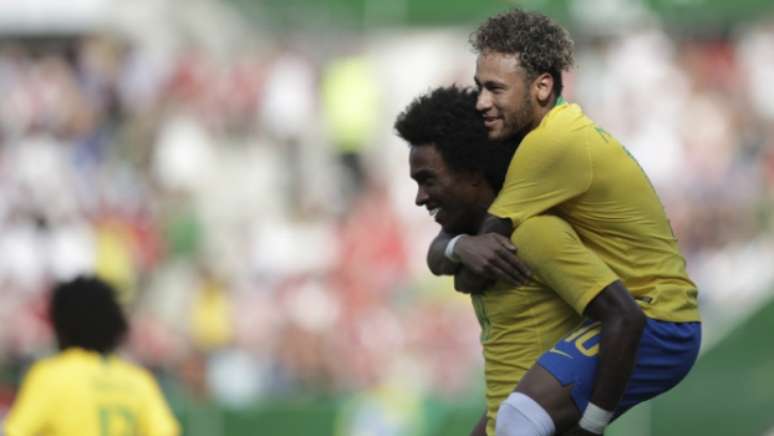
[397,85,586,436]
[425,9,702,436]
[4,276,180,436]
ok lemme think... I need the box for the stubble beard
[499,95,535,145]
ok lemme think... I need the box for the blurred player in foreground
[4,276,180,436]
[424,9,702,436]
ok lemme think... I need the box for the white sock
[495,392,556,436]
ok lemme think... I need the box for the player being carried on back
[426,8,702,436]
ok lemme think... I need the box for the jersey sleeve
[4,363,55,436]
[488,133,592,227]
[513,215,618,314]
[138,372,181,436]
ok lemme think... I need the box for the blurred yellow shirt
[4,348,180,436]
[190,281,234,351]
[477,215,618,435]
[489,99,700,323]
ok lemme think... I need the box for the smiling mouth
[428,207,445,224]
[483,117,500,128]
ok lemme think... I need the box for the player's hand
[453,233,531,285]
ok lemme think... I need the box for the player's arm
[488,135,591,228]
[427,230,461,276]
[580,282,645,433]
[514,216,644,434]
[429,134,591,289]
[469,411,488,436]
[4,364,53,436]
[427,218,531,293]
[427,231,494,293]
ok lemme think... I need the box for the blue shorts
[537,317,701,418]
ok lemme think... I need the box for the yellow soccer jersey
[489,99,700,323]
[476,215,619,435]
[4,348,180,436]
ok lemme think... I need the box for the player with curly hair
[395,85,515,204]
[397,86,584,436]
[423,8,702,436]
[4,276,180,436]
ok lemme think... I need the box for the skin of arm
[427,214,529,293]
[427,232,492,292]
[469,411,488,436]
[582,280,647,412]
[427,231,460,276]
[478,213,513,236]
[454,268,492,293]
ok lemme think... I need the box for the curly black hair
[49,276,128,354]
[394,85,516,191]
[470,8,574,97]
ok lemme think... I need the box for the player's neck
[472,196,495,230]
[529,96,556,131]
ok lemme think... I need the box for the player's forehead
[474,51,525,83]
[409,144,447,178]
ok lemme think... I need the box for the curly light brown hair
[470,8,575,97]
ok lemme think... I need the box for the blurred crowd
[0,12,772,428]
[0,32,483,420]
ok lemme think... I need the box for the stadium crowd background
[0,0,773,434]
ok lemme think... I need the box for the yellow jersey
[477,215,619,435]
[4,348,180,436]
[489,99,700,323]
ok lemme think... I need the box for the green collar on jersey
[554,96,567,107]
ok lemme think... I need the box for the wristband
[578,403,613,434]
[444,234,466,263]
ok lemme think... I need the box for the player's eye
[423,176,437,187]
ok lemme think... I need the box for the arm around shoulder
[488,136,592,226]
[427,230,461,276]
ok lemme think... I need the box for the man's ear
[533,72,554,106]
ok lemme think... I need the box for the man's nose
[476,90,492,112]
[415,187,428,206]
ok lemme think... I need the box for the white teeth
[429,208,439,217]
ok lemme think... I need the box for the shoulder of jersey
[524,103,586,146]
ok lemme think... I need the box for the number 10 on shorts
[564,321,602,357]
